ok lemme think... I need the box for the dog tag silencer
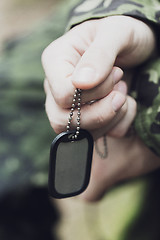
[48,89,94,198]
[48,129,93,198]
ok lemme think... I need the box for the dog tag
[48,129,93,198]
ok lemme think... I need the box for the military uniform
[0,1,78,239]
[65,1,160,239]
[1,0,160,239]
[66,0,160,156]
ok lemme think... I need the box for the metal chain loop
[67,88,107,157]
[66,88,82,139]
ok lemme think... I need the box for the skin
[42,16,160,202]
[42,16,155,138]
[80,135,160,202]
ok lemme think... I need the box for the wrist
[126,135,160,179]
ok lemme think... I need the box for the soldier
[1,0,160,239]
[42,0,160,202]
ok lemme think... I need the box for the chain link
[66,88,82,139]
[67,88,108,157]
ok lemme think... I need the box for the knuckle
[131,98,137,115]
[50,120,65,134]
[41,38,61,65]
[41,46,50,65]
[45,103,65,134]
[50,118,65,134]
[54,90,72,109]
[95,113,106,126]
[94,109,113,128]
[43,79,49,94]
[109,127,126,138]
[120,102,127,115]
[115,128,126,138]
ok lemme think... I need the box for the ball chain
[67,88,108,158]
[66,88,82,139]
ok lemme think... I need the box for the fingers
[71,19,124,89]
[42,15,156,109]
[45,78,126,134]
[113,80,127,95]
[72,15,156,89]
[42,20,100,107]
[42,30,123,108]
[80,91,126,130]
[44,65,123,109]
[42,35,80,108]
[44,79,69,133]
[81,67,123,104]
[108,96,137,137]
[91,101,128,139]
[92,95,137,139]
[42,17,127,108]
[71,16,144,89]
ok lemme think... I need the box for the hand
[80,134,160,202]
[42,16,155,137]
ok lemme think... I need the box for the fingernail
[113,68,123,84]
[74,67,96,85]
[114,81,128,95]
[112,93,125,112]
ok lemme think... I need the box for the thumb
[71,18,127,90]
[72,15,150,90]
[72,39,117,90]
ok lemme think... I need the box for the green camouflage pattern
[67,0,160,156]
[1,0,160,239]
[0,0,79,196]
[134,58,160,156]
[0,1,78,238]
[66,0,160,30]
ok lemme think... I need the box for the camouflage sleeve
[131,59,160,156]
[66,0,160,30]
[66,0,160,156]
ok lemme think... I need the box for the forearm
[66,0,160,155]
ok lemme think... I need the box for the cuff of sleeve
[66,0,160,31]
[66,1,160,54]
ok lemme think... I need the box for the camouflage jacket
[0,0,79,196]
[0,1,160,239]
[66,0,160,156]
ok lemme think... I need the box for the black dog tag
[48,129,93,198]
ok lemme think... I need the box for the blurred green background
[1,1,160,240]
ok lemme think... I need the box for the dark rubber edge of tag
[48,129,93,199]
